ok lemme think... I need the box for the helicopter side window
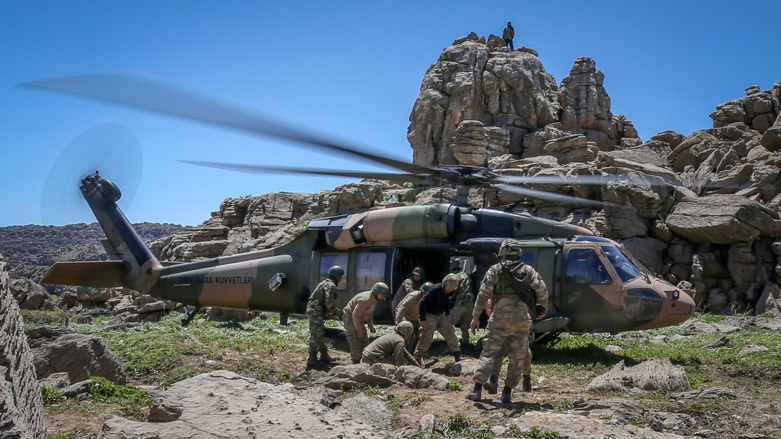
[566,249,611,285]
[356,252,387,291]
[319,254,348,290]
[603,246,643,283]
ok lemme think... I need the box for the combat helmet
[443,273,460,290]
[449,260,461,272]
[328,265,345,278]
[395,321,414,337]
[412,266,425,277]
[498,239,523,258]
[420,282,433,293]
[371,282,389,299]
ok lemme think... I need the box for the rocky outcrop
[586,358,691,393]
[0,256,47,439]
[26,325,127,385]
[9,278,56,310]
[97,370,386,439]
[408,34,639,166]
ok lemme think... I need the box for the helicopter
[31,73,695,339]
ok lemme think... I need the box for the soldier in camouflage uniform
[391,266,424,312]
[448,259,474,348]
[361,321,422,367]
[343,282,388,364]
[395,282,433,354]
[482,298,534,394]
[306,265,344,368]
[466,239,548,404]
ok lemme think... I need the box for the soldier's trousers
[308,313,326,353]
[473,313,529,389]
[343,314,369,362]
[414,313,460,357]
[450,303,472,344]
[488,340,532,376]
[361,355,395,366]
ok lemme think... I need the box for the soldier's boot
[441,346,451,355]
[307,350,323,368]
[465,382,482,401]
[483,374,498,394]
[522,375,532,392]
[319,346,336,363]
[460,328,470,349]
[501,386,512,404]
[453,353,462,363]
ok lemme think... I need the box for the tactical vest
[307,279,335,314]
[493,262,532,301]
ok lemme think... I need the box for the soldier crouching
[343,282,388,364]
[361,321,423,367]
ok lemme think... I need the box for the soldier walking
[503,21,515,50]
[395,282,433,354]
[414,274,462,364]
[448,260,474,349]
[481,298,535,394]
[466,239,548,404]
[361,321,423,367]
[391,266,425,311]
[306,265,344,368]
[343,282,388,364]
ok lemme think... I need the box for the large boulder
[97,370,386,439]
[586,358,691,393]
[26,326,127,385]
[0,257,47,439]
[666,194,781,244]
[9,278,55,310]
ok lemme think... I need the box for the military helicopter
[30,74,695,339]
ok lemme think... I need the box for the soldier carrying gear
[391,266,425,312]
[395,281,433,354]
[306,265,344,368]
[448,259,474,349]
[343,281,387,364]
[361,321,423,367]
[466,239,548,404]
[414,274,462,364]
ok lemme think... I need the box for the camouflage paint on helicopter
[43,173,695,335]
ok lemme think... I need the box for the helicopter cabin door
[560,244,623,328]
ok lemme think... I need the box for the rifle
[494,253,540,320]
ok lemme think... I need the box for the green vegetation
[21,309,71,328]
[89,376,154,406]
[446,379,462,391]
[48,428,96,439]
[40,386,65,405]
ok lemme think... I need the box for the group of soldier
[305,239,548,404]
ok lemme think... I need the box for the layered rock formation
[0,255,46,439]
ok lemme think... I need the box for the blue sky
[1,1,779,227]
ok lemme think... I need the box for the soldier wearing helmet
[414,274,462,364]
[391,266,425,312]
[447,259,474,349]
[306,265,344,368]
[342,282,388,364]
[395,281,433,353]
[361,321,423,367]
[466,239,548,404]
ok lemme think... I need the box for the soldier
[466,239,548,404]
[414,274,462,364]
[448,259,474,349]
[361,321,423,367]
[395,281,433,353]
[306,265,343,368]
[481,298,534,394]
[503,21,515,50]
[391,266,425,312]
[343,282,388,364]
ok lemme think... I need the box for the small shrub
[447,380,462,391]
[362,384,382,396]
[41,386,65,405]
[441,413,473,435]
[89,376,154,406]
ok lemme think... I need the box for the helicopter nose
[662,286,696,324]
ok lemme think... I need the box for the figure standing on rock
[306,265,344,368]
[466,239,548,404]
[503,21,515,50]
[343,282,388,364]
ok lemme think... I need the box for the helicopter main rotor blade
[179,160,434,185]
[495,184,607,208]
[22,73,437,176]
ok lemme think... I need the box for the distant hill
[0,222,185,289]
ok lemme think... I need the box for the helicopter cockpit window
[319,254,348,290]
[566,249,611,285]
[356,252,387,291]
[603,246,643,283]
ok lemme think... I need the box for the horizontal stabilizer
[42,261,127,288]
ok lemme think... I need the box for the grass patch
[447,379,462,391]
[89,376,154,406]
[48,428,96,439]
[41,386,65,405]
[21,309,72,328]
